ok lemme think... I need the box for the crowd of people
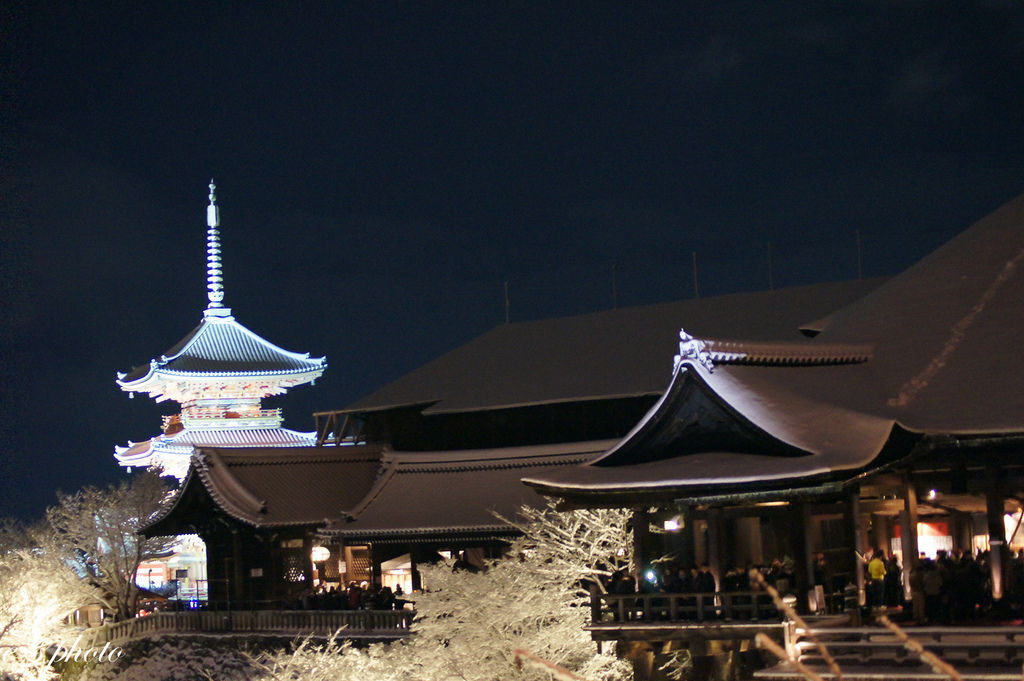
[601,547,1024,624]
[605,558,802,599]
[290,582,410,611]
[868,547,1024,624]
[602,561,790,621]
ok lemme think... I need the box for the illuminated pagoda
[114,181,326,480]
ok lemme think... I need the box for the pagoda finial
[205,179,226,311]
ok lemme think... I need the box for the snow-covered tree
[252,501,635,681]
[46,470,176,622]
[0,520,91,680]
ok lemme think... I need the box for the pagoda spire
[205,179,229,317]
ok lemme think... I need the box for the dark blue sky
[3,1,1024,520]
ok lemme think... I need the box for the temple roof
[322,440,615,542]
[523,189,1024,503]
[522,357,919,504]
[340,278,883,416]
[144,446,384,534]
[143,439,614,538]
[117,311,326,397]
[800,189,1024,432]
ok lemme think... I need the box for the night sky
[3,2,1024,521]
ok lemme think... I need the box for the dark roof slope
[343,279,884,415]
[797,190,1024,431]
[323,440,617,542]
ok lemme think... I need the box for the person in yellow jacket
[867,549,887,607]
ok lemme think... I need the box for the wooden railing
[594,591,780,623]
[83,609,414,646]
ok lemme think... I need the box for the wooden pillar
[679,506,696,568]
[302,533,315,592]
[231,529,245,607]
[706,508,724,590]
[986,466,1007,601]
[843,488,866,606]
[871,513,891,558]
[900,477,919,602]
[632,508,651,583]
[369,542,384,587]
[789,501,815,613]
[952,512,973,555]
[409,547,422,592]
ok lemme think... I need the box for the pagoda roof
[523,189,1024,504]
[115,427,317,464]
[339,278,884,416]
[117,310,326,394]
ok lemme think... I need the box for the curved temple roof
[523,189,1024,505]
[522,356,919,504]
[144,440,613,539]
[117,311,326,395]
[144,447,385,534]
[322,440,615,542]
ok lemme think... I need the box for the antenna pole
[611,263,618,309]
[856,229,863,280]
[767,240,774,290]
[504,280,510,324]
[692,251,700,299]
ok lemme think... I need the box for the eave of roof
[115,427,318,464]
[118,312,325,388]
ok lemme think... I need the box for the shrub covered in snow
[68,637,258,681]
[47,502,634,681]
[252,501,634,681]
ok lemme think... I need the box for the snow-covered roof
[144,446,385,533]
[116,310,326,398]
[144,439,613,538]
[117,182,326,400]
[523,190,1024,503]
[322,440,615,542]
[114,426,320,479]
[115,427,318,463]
[339,279,884,416]
[522,357,918,503]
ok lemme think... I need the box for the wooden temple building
[524,189,1024,621]
[143,272,878,607]
[137,181,1024,635]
